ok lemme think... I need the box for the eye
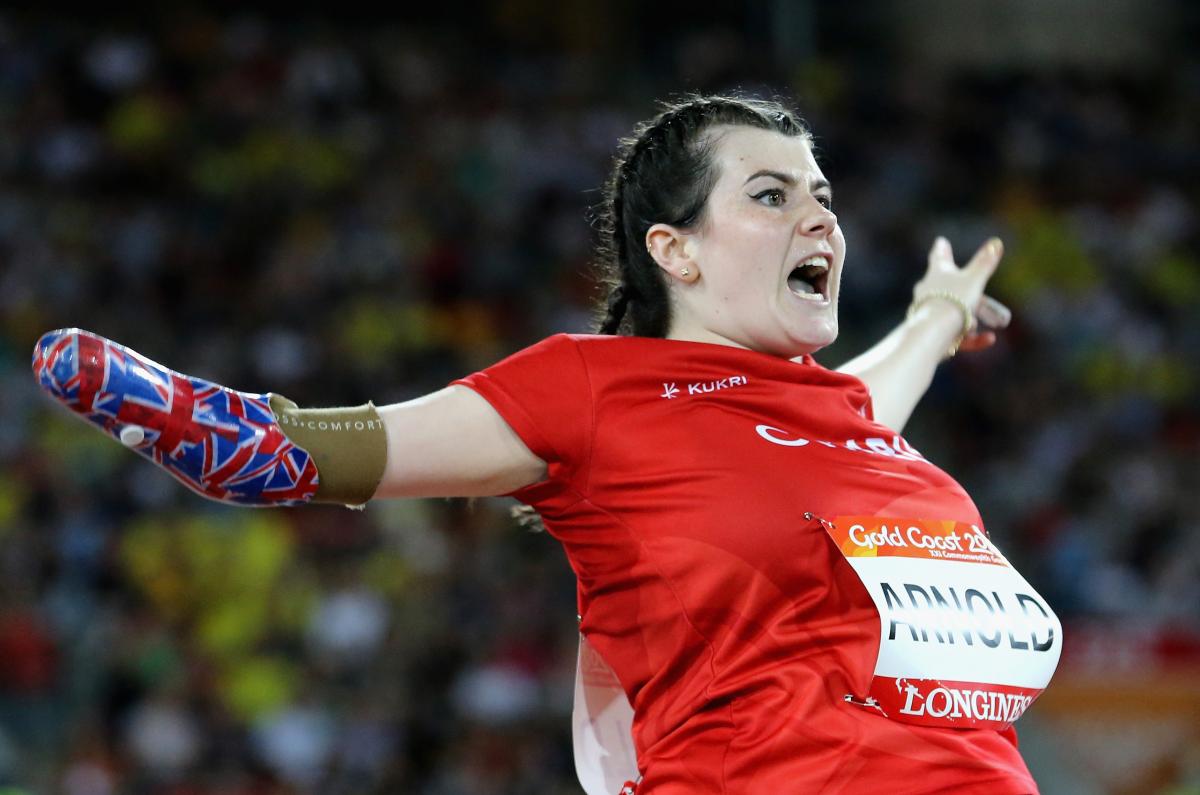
[752,188,786,207]
[815,193,834,211]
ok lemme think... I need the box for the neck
[665,319,819,362]
[665,317,751,351]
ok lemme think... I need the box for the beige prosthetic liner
[268,394,387,508]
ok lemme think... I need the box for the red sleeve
[451,334,593,509]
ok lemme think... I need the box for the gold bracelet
[907,291,976,357]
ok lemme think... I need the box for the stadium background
[1,2,1198,793]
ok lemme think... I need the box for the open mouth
[786,255,830,302]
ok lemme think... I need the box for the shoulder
[516,332,654,364]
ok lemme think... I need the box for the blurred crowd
[0,7,1197,795]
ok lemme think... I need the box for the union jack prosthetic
[32,328,319,506]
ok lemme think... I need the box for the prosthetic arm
[32,328,386,507]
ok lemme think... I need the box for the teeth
[787,254,831,302]
[787,271,826,301]
[792,289,825,302]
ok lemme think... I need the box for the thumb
[928,236,954,271]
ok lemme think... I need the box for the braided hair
[517,95,810,533]
[593,93,811,336]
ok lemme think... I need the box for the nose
[799,199,837,238]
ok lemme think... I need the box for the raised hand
[914,237,1012,353]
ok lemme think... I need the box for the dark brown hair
[592,93,811,337]
[516,94,811,532]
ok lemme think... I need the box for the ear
[646,224,700,283]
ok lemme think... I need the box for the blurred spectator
[1,5,1197,794]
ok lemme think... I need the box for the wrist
[906,292,976,357]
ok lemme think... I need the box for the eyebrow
[744,169,832,193]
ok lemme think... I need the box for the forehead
[706,125,822,186]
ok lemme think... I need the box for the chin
[785,321,838,357]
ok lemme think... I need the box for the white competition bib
[572,634,639,795]
[816,514,1062,728]
[569,515,1061,793]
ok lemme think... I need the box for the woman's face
[655,125,845,358]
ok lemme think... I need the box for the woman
[34,95,1059,794]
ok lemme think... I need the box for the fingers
[964,237,1004,279]
[975,295,1011,329]
[929,235,1004,279]
[955,296,1008,355]
[958,331,996,352]
[928,236,955,271]
[919,237,1012,356]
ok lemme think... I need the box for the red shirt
[455,334,1042,794]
